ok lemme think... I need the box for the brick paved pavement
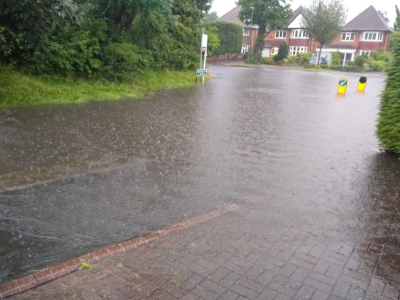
[5,202,400,300]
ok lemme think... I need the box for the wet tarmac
[0,66,399,284]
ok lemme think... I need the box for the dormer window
[341,32,355,41]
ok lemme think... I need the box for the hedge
[208,21,243,55]
[376,31,400,155]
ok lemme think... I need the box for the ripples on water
[0,66,399,283]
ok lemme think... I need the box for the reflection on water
[1,66,399,284]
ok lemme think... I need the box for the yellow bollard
[357,77,367,91]
[337,78,348,94]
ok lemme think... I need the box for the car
[309,56,328,65]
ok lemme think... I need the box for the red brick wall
[289,39,309,47]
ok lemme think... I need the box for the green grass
[0,67,200,107]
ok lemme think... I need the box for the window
[359,50,371,56]
[275,30,287,39]
[361,32,383,41]
[341,32,355,41]
[291,29,309,39]
[243,28,250,36]
[289,46,308,56]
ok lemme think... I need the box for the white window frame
[275,30,287,39]
[289,46,308,56]
[291,29,309,39]
[361,32,383,42]
[359,50,371,56]
[243,28,250,36]
[341,32,355,41]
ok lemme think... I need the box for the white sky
[211,0,397,27]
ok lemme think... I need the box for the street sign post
[197,29,208,83]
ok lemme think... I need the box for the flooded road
[1,66,399,284]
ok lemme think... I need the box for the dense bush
[377,32,400,155]
[208,21,243,55]
[332,51,341,65]
[101,43,153,82]
[298,52,312,65]
[354,54,369,68]
[262,57,273,64]
[274,42,288,61]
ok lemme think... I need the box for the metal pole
[203,51,207,83]
[199,28,204,71]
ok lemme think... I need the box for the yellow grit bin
[338,78,348,94]
[358,77,367,91]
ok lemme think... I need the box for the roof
[286,6,305,28]
[218,6,244,26]
[343,6,393,32]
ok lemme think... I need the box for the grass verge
[0,67,201,107]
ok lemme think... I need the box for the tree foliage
[301,0,347,64]
[0,0,214,81]
[237,0,292,60]
[208,21,243,55]
[205,11,219,22]
[274,42,288,61]
[395,5,400,31]
[205,26,220,56]
[377,31,400,155]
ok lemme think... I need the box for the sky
[211,0,398,27]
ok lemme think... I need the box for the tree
[0,0,78,61]
[395,5,400,31]
[205,26,220,56]
[378,10,390,24]
[273,42,288,61]
[205,11,219,22]
[237,0,292,60]
[301,0,347,64]
[377,31,400,155]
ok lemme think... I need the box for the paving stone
[268,280,299,298]
[192,285,218,300]
[290,267,310,283]
[219,272,242,288]
[245,265,265,281]
[256,270,275,286]
[311,290,330,300]
[208,267,230,283]
[230,282,260,300]
[308,271,336,286]
[257,287,278,300]
[274,293,292,300]
[220,290,240,300]
[237,277,264,293]
[346,286,365,300]
[332,281,351,299]
[326,265,343,280]
[295,285,316,299]
[279,263,298,278]
[200,279,226,295]
[304,278,333,294]
[309,247,325,259]
[151,289,177,300]
[181,274,205,291]
[313,261,331,275]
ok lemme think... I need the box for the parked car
[309,56,328,65]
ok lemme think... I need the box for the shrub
[313,64,321,69]
[369,60,386,72]
[377,31,400,155]
[208,21,243,55]
[298,52,312,65]
[282,58,289,66]
[370,48,391,62]
[332,51,341,65]
[287,55,297,65]
[274,42,288,61]
[262,57,273,64]
[101,43,153,82]
[304,64,314,69]
[245,53,257,64]
[354,54,369,68]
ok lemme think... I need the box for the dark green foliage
[354,54,369,68]
[237,0,292,57]
[274,42,288,61]
[332,51,340,65]
[205,11,218,22]
[377,31,400,155]
[101,43,153,82]
[0,0,78,63]
[262,57,273,64]
[395,5,400,31]
[208,21,243,55]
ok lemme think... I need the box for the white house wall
[287,14,305,29]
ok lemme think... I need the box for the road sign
[202,34,208,53]
[196,69,208,76]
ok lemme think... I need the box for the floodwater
[1,65,399,283]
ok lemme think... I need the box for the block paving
[3,202,400,300]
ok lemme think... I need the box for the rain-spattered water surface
[1,66,399,283]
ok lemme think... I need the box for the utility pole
[250,7,255,53]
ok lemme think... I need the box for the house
[218,6,259,53]
[263,5,392,65]
[317,6,392,65]
[264,6,316,58]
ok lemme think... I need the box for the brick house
[263,5,392,65]
[218,6,258,54]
